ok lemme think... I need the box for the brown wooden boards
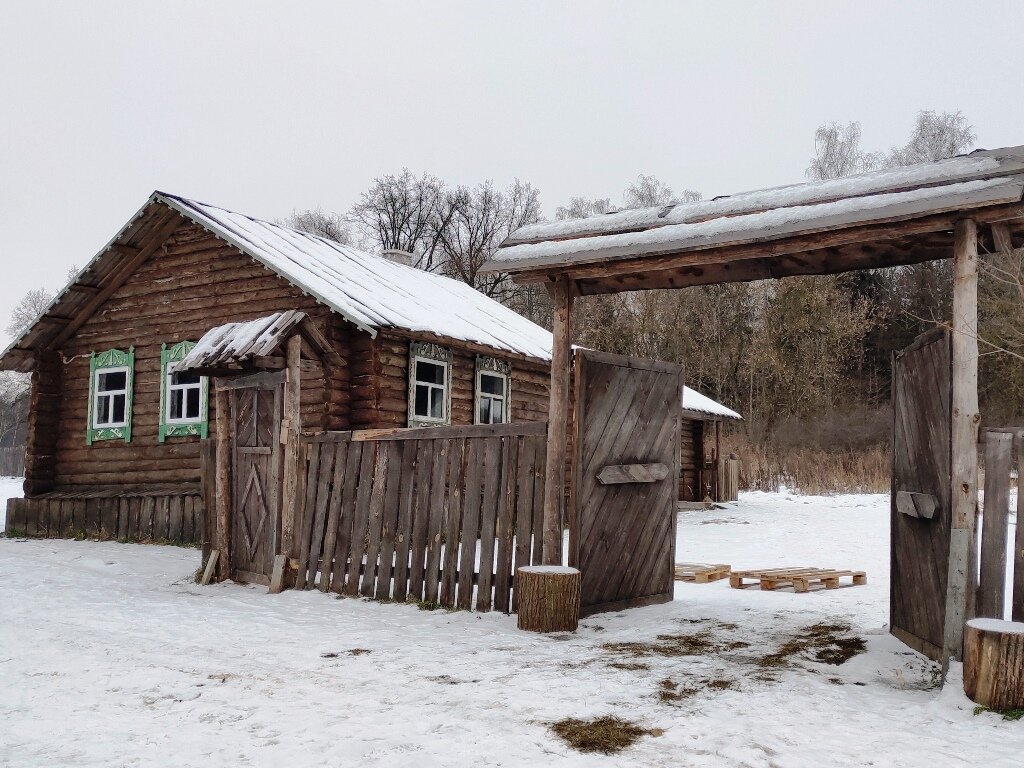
[229,381,284,585]
[570,349,682,616]
[890,328,953,662]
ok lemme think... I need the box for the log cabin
[0,191,739,542]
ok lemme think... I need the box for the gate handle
[895,490,938,520]
[597,463,669,485]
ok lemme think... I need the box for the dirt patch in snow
[758,622,866,668]
[549,715,662,754]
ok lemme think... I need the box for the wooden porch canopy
[480,144,1024,666]
[176,310,343,377]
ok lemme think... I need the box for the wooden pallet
[674,562,732,584]
[729,567,867,593]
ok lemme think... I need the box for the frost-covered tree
[806,121,872,180]
[623,174,701,209]
[281,208,351,245]
[555,196,612,220]
[0,371,29,447]
[885,110,976,166]
[6,288,53,339]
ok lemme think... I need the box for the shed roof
[682,386,741,421]
[483,145,1024,295]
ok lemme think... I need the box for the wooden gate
[570,349,682,616]
[891,328,952,661]
[228,373,284,585]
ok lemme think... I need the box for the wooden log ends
[516,565,581,633]
[963,618,1024,710]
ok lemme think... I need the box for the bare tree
[806,121,872,180]
[0,371,29,447]
[555,196,612,220]
[348,169,457,271]
[281,208,352,245]
[623,174,701,208]
[886,110,976,166]
[434,179,541,299]
[6,288,53,339]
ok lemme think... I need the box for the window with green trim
[87,347,134,444]
[159,341,208,441]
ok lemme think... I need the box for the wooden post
[978,431,1012,618]
[214,383,232,580]
[542,276,574,565]
[1014,435,1024,622]
[942,217,980,669]
[199,438,215,565]
[280,334,303,561]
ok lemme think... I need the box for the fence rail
[296,423,547,612]
[0,446,25,477]
[976,428,1023,621]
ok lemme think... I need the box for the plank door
[891,328,952,661]
[570,349,682,616]
[230,380,284,585]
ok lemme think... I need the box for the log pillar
[280,334,302,561]
[964,619,1024,710]
[942,217,981,669]
[214,383,232,581]
[542,276,574,566]
[516,566,581,632]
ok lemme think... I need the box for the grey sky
[2,1,1023,341]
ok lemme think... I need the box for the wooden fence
[5,489,205,545]
[975,428,1023,620]
[295,422,547,612]
[0,446,25,477]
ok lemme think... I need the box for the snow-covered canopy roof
[482,145,1024,295]
[682,386,741,421]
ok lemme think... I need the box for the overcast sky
[2,1,1023,341]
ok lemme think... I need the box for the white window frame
[164,361,206,425]
[92,365,130,429]
[412,355,450,425]
[475,369,510,425]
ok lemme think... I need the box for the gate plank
[318,441,349,592]
[296,441,321,587]
[304,442,336,589]
[1015,435,1024,622]
[512,436,539,612]
[439,439,466,609]
[344,442,376,596]
[977,431,1012,618]
[457,438,485,610]
[475,437,503,612]
[331,441,363,593]
[494,435,520,613]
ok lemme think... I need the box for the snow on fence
[976,428,1023,621]
[0,446,25,477]
[296,422,547,612]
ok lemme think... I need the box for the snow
[179,310,303,370]
[493,177,1023,268]
[520,565,579,574]
[3,485,1023,766]
[506,148,1022,244]
[682,385,741,420]
[967,618,1024,634]
[157,193,555,361]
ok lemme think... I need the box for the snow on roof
[488,145,1024,272]
[682,386,741,420]
[178,311,306,371]
[156,193,554,361]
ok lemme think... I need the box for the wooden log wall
[295,422,547,612]
[678,419,704,501]
[5,492,204,546]
[24,350,61,495]
[46,220,346,488]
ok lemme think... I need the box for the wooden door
[891,328,952,661]
[570,349,682,615]
[230,375,284,585]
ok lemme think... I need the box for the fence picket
[457,439,485,610]
[392,442,418,601]
[978,432,1012,618]
[318,441,349,592]
[332,441,363,593]
[361,443,391,598]
[494,436,520,613]
[423,440,450,605]
[375,442,405,601]
[1014,435,1024,622]
[344,443,376,596]
[439,439,466,609]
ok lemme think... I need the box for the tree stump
[516,566,581,633]
[964,618,1024,710]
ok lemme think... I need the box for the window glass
[98,370,127,392]
[480,372,504,395]
[417,361,445,385]
[415,385,430,416]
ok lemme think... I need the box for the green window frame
[159,341,209,441]
[87,347,134,444]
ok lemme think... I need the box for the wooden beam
[51,211,184,349]
[541,276,574,565]
[280,334,302,560]
[942,217,981,670]
[214,384,232,580]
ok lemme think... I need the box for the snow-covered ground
[2,484,1022,767]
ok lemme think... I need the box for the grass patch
[602,631,718,659]
[607,661,650,672]
[758,622,865,668]
[550,716,661,754]
[973,705,1024,721]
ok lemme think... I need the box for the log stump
[516,566,581,633]
[964,618,1024,710]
